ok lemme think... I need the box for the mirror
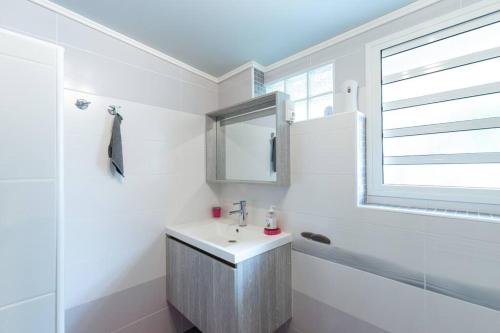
[206,92,290,185]
[221,110,277,182]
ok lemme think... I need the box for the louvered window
[366,6,500,213]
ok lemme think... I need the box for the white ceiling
[51,0,416,76]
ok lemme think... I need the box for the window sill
[358,202,500,224]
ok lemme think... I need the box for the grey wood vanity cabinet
[166,236,292,333]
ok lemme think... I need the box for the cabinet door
[166,237,238,333]
[236,243,292,333]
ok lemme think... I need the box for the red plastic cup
[212,207,222,218]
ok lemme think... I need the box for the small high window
[266,64,334,122]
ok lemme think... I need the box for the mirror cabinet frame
[206,92,290,186]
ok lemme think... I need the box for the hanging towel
[108,113,124,177]
[270,134,276,173]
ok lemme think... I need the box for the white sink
[165,219,292,264]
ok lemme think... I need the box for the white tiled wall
[292,252,427,333]
[0,181,56,307]
[217,1,500,332]
[218,67,254,108]
[64,90,217,308]
[218,110,500,333]
[3,0,498,332]
[0,46,57,179]
[0,28,60,333]
[0,294,56,333]
[0,1,218,115]
[0,0,57,41]
[1,1,219,332]
[424,289,500,333]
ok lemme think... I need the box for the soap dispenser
[342,79,360,113]
[264,206,281,235]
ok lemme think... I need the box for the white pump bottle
[341,80,360,113]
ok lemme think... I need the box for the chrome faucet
[229,200,248,227]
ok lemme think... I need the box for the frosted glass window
[285,74,307,101]
[383,92,500,129]
[383,57,500,102]
[266,81,284,93]
[265,64,334,122]
[383,128,500,156]
[384,164,500,188]
[309,64,333,96]
[383,20,500,76]
[293,100,307,122]
[309,94,334,119]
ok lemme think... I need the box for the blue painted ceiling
[52,0,415,76]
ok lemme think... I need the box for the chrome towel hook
[107,105,121,115]
[75,99,91,110]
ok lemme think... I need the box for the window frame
[365,1,500,214]
[265,63,335,121]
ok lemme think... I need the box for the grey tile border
[293,241,500,312]
[293,240,424,289]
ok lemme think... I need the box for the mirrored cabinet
[206,92,291,186]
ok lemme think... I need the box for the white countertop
[165,219,292,264]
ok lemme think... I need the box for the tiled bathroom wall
[63,91,212,333]
[216,1,500,332]
[3,0,500,333]
[1,1,218,332]
[0,28,60,332]
[218,105,500,333]
[218,67,254,108]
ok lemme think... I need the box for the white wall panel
[0,181,56,307]
[0,54,56,179]
[0,294,56,333]
[0,26,60,333]
[63,91,217,308]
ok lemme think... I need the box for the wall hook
[108,105,121,115]
[75,99,91,110]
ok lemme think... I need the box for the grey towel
[270,134,276,172]
[108,113,124,177]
